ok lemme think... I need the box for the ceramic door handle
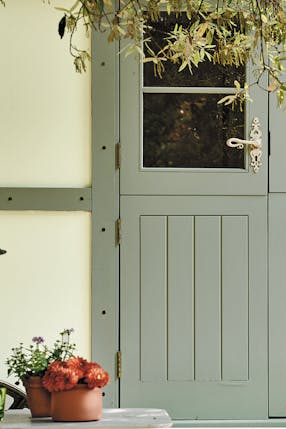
[226,117,262,173]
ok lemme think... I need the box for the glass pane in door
[143,93,245,168]
[144,13,246,88]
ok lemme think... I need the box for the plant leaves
[217,95,235,105]
[55,7,70,12]
[58,15,66,39]
[97,0,104,13]
[70,0,81,13]
[196,22,208,39]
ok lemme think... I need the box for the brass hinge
[115,218,121,245]
[115,142,121,169]
[116,351,122,379]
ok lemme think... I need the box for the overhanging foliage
[2,0,286,108]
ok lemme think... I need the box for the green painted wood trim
[91,30,119,408]
[269,194,286,416]
[0,188,92,211]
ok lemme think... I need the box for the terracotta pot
[23,376,51,417]
[51,385,102,422]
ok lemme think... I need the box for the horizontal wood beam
[0,188,92,211]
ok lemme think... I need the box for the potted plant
[42,357,110,421]
[6,329,76,417]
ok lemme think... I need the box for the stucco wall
[0,0,92,383]
[0,0,91,187]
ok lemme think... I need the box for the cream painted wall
[0,0,91,187]
[0,0,92,383]
[0,211,92,382]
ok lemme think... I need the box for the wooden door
[119,14,268,419]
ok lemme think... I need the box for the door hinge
[115,218,121,245]
[268,130,271,156]
[115,142,121,169]
[116,351,122,379]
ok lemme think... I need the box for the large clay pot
[23,376,51,417]
[51,385,102,422]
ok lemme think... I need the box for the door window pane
[143,93,245,168]
[144,13,246,88]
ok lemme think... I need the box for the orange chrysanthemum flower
[84,365,110,389]
[42,361,79,392]
[66,357,88,379]
[42,357,110,392]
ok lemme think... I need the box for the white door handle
[226,117,262,173]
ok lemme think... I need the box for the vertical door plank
[195,216,221,380]
[222,216,249,381]
[269,195,286,416]
[140,216,167,382]
[168,216,195,381]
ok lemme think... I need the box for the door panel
[222,216,249,381]
[168,216,195,382]
[195,216,221,381]
[140,216,167,382]
[120,196,268,419]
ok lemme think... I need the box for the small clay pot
[51,385,102,422]
[23,376,51,417]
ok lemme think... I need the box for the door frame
[91,30,120,408]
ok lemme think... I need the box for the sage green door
[119,18,268,418]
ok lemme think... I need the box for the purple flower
[32,336,44,344]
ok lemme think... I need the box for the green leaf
[55,7,70,12]
[97,0,104,13]
[58,15,66,39]
[178,60,188,72]
[234,80,241,90]
[70,0,81,13]
[217,95,235,105]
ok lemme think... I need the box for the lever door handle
[226,117,262,173]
